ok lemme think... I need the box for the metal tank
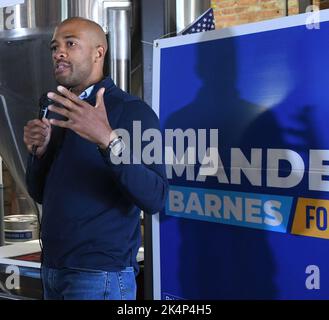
[0,0,137,243]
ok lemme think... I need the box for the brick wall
[211,0,300,29]
[314,0,329,9]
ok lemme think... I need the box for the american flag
[180,8,216,35]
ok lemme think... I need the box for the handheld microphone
[32,93,54,156]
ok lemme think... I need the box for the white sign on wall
[0,0,24,9]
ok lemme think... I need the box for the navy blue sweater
[26,77,168,274]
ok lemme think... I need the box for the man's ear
[95,45,106,61]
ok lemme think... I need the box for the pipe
[176,0,211,33]
[106,2,132,92]
[285,0,289,16]
[141,0,167,299]
[0,157,5,246]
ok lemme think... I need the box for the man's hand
[47,86,116,149]
[24,118,52,158]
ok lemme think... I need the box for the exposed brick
[318,0,329,9]
[237,0,259,5]
[212,0,300,29]
[261,2,282,10]
[219,6,248,15]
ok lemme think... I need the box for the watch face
[111,139,125,157]
[98,138,125,158]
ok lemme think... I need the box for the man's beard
[55,72,78,88]
[54,66,91,91]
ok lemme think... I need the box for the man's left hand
[48,86,115,149]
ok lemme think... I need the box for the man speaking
[23,17,168,300]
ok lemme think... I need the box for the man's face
[50,21,95,89]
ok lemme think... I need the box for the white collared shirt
[79,85,95,100]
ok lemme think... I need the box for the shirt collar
[79,85,95,100]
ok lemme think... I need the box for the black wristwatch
[98,136,125,157]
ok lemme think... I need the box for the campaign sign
[152,10,329,299]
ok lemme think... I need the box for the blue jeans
[41,266,136,300]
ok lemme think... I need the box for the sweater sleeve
[100,100,168,214]
[25,127,64,204]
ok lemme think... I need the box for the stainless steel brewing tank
[0,1,62,218]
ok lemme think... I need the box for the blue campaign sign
[152,10,329,299]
